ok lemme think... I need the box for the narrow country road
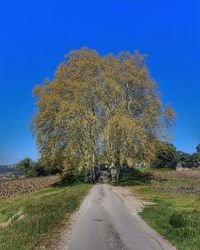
[59,184,175,250]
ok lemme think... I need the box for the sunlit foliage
[32,48,175,175]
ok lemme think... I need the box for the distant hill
[0,164,24,177]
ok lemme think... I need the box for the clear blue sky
[0,0,199,164]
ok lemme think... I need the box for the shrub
[169,211,186,228]
[153,142,177,169]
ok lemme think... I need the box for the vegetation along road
[59,184,175,250]
[0,183,92,250]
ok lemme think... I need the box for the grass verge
[0,183,92,250]
[124,168,200,250]
[138,188,200,250]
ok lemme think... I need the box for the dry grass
[152,169,200,180]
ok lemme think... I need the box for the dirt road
[59,184,175,250]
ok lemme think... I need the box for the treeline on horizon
[16,143,200,179]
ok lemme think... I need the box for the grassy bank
[119,168,200,250]
[0,183,92,250]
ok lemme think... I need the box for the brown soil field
[0,176,60,198]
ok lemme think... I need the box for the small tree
[196,144,200,153]
[191,153,200,167]
[176,151,192,167]
[17,158,32,173]
[17,158,47,177]
[153,142,177,169]
[176,151,200,168]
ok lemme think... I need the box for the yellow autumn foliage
[32,48,175,174]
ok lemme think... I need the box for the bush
[26,169,38,178]
[169,211,186,228]
[153,142,177,169]
[117,167,153,186]
[16,158,62,177]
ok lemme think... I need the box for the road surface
[59,184,175,250]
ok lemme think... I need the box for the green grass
[129,170,200,250]
[139,189,200,250]
[116,168,153,186]
[0,183,92,250]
